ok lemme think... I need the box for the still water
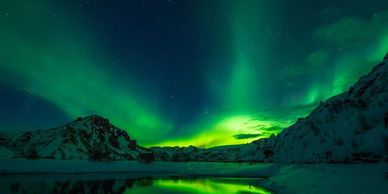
[0,175,271,194]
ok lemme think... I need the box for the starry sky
[0,0,387,147]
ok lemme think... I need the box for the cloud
[233,133,262,140]
[280,9,388,79]
[260,125,284,132]
[315,10,388,45]
[232,124,285,140]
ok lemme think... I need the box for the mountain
[265,54,388,163]
[218,53,388,163]
[1,115,152,161]
[150,144,259,162]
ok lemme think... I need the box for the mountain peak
[66,115,117,135]
[67,115,120,135]
[74,115,110,126]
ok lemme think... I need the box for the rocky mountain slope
[264,54,388,163]
[0,115,152,161]
[238,54,387,163]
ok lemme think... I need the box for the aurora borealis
[0,0,387,147]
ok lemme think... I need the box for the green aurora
[0,0,387,147]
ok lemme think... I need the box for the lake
[0,174,272,194]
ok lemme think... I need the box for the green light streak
[0,2,171,144]
[161,0,279,148]
[152,114,289,148]
[225,0,270,110]
[369,35,388,61]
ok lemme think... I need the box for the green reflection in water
[125,178,271,194]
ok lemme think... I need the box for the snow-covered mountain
[264,54,388,163]
[1,115,152,161]
[150,144,259,162]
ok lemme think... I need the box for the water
[0,175,271,194]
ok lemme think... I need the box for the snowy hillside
[0,115,152,161]
[251,54,388,163]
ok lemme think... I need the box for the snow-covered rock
[251,54,388,163]
[3,115,151,161]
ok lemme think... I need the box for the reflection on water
[0,175,271,194]
[126,177,271,194]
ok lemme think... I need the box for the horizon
[1,0,388,147]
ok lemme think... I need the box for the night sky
[0,0,387,147]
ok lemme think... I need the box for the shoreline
[0,159,387,193]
